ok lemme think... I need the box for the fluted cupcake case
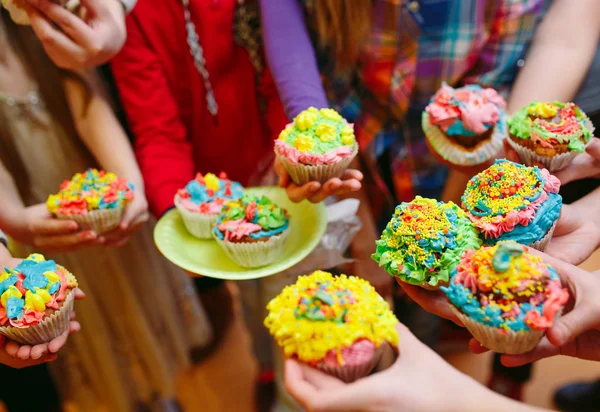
[316,345,385,383]
[215,229,290,269]
[57,207,123,235]
[175,197,218,239]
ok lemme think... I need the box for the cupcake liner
[419,279,450,292]
[506,135,592,172]
[0,267,78,345]
[452,307,544,354]
[275,145,358,185]
[57,207,123,234]
[422,112,505,166]
[529,220,558,252]
[175,198,219,239]
[214,229,290,268]
[316,344,385,383]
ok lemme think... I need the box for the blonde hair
[312,0,372,72]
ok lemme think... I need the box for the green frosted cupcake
[372,196,482,290]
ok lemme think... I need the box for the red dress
[111,0,288,217]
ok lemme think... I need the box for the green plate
[154,187,327,280]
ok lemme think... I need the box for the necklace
[181,0,218,117]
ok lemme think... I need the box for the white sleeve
[118,0,137,13]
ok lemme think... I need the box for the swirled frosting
[0,254,77,328]
[508,101,593,152]
[46,169,134,216]
[264,270,399,365]
[442,242,569,332]
[372,196,482,287]
[425,83,507,136]
[462,160,562,244]
[175,172,244,214]
[275,107,357,165]
[213,194,289,241]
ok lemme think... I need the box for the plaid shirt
[306,0,543,224]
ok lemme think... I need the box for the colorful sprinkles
[46,169,133,216]
[264,271,398,364]
[175,172,244,213]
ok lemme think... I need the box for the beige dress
[0,90,212,410]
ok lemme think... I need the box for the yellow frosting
[264,270,399,364]
[296,110,318,131]
[294,133,315,152]
[527,102,557,118]
[1,285,22,308]
[315,123,336,142]
[24,288,52,312]
[204,173,220,191]
[320,108,343,122]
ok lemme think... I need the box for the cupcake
[274,107,358,184]
[47,169,134,234]
[174,172,244,239]
[264,270,399,382]
[507,101,595,171]
[422,83,507,166]
[442,241,569,354]
[212,194,290,268]
[0,254,78,345]
[461,159,562,251]
[372,196,482,290]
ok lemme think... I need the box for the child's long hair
[312,0,372,72]
[0,10,92,202]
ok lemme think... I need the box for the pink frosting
[178,197,224,214]
[217,219,262,241]
[426,84,506,134]
[275,140,354,166]
[321,338,376,367]
[524,279,569,331]
[468,169,561,239]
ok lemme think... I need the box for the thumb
[546,302,597,347]
[585,137,600,159]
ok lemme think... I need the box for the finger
[48,326,71,353]
[284,359,322,409]
[585,137,600,159]
[77,0,112,17]
[28,8,86,64]
[4,340,20,357]
[307,178,343,203]
[274,160,290,188]
[341,169,364,182]
[300,363,346,391]
[30,0,97,49]
[500,337,560,367]
[121,210,149,231]
[503,140,520,163]
[17,345,32,360]
[546,303,597,347]
[34,231,98,250]
[74,289,85,300]
[29,217,78,236]
[468,339,489,354]
[286,182,321,203]
[399,282,463,326]
[30,343,49,360]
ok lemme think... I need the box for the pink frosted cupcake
[264,271,398,382]
[274,107,358,184]
[423,83,507,166]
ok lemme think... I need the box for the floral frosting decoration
[175,172,244,214]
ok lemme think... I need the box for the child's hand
[14,204,101,253]
[102,193,149,247]
[274,158,363,203]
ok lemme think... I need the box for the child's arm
[64,72,149,245]
[508,0,600,113]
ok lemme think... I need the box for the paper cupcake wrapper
[175,199,219,239]
[214,229,290,268]
[529,220,557,252]
[275,145,358,185]
[57,207,123,235]
[506,135,593,172]
[422,112,505,166]
[316,344,384,383]
[452,307,544,354]
[0,267,78,345]
[419,279,450,292]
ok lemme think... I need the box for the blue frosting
[6,297,24,320]
[48,282,60,295]
[0,272,18,295]
[17,260,56,290]
[185,179,244,206]
[483,192,562,246]
[441,266,560,332]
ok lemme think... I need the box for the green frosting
[508,101,593,153]
[280,107,356,155]
[371,197,482,287]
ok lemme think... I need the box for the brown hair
[0,10,92,202]
[312,0,372,72]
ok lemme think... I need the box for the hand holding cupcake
[507,101,595,171]
[442,241,569,354]
[275,107,358,185]
[213,194,290,268]
[265,270,399,382]
[372,196,482,290]
[175,172,244,239]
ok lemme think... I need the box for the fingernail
[81,231,96,240]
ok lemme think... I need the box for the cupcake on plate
[442,241,569,354]
[372,196,481,290]
[274,107,358,184]
[462,159,562,251]
[264,270,399,382]
[213,194,290,268]
[174,172,244,239]
[0,254,78,345]
[422,83,507,166]
[507,101,595,171]
[47,169,134,234]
